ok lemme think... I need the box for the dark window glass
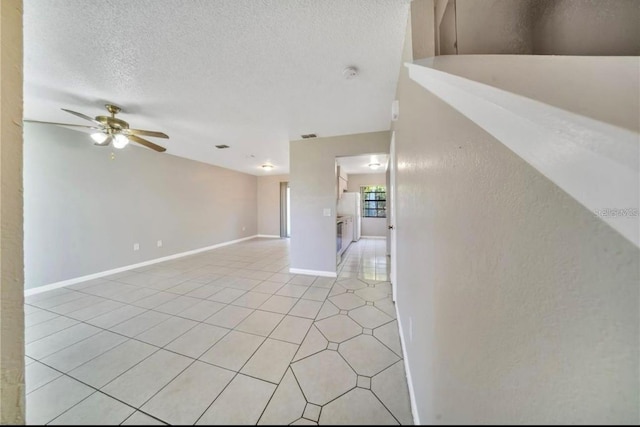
[361,185,386,218]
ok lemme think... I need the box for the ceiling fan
[24,104,169,152]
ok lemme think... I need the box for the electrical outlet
[133,243,140,251]
[157,240,162,247]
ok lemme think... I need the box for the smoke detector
[343,67,359,79]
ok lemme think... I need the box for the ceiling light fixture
[112,134,130,149]
[261,164,274,170]
[90,132,109,145]
[368,163,381,170]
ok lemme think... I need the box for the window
[361,185,386,218]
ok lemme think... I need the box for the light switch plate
[323,208,331,217]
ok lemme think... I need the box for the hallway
[24,238,412,425]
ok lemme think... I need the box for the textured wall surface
[346,173,387,237]
[24,124,258,289]
[0,0,25,423]
[393,11,640,425]
[257,174,289,236]
[290,132,390,274]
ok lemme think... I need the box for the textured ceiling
[337,154,389,175]
[24,0,410,175]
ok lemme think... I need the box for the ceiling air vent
[301,134,317,139]
[215,144,230,149]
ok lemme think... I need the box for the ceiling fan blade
[124,129,169,139]
[24,119,102,130]
[61,108,103,126]
[128,134,166,152]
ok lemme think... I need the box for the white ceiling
[23,0,410,175]
[337,154,389,175]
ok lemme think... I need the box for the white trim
[360,235,386,240]
[256,234,281,238]
[395,301,420,425]
[288,268,337,278]
[25,235,259,296]
[406,58,640,248]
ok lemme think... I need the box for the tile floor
[25,238,413,425]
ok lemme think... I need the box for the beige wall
[0,0,25,422]
[393,9,639,425]
[347,173,387,237]
[257,174,289,236]
[290,132,390,274]
[24,123,258,289]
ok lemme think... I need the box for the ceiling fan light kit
[25,104,169,152]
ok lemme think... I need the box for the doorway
[280,181,290,238]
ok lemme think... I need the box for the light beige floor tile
[291,418,318,425]
[288,275,316,286]
[154,295,202,315]
[185,283,225,299]
[301,287,330,302]
[230,291,271,309]
[86,304,146,328]
[276,284,308,298]
[41,330,128,372]
[196,374,276,425]
[349,305,394,329]
[269,316,313,344]
[177,300,225,321]
[329,293,366,310]
[206,287,246,303]
[258,369,306,425]
[371,361,413,425]
[288,299,323,319]
[122,411,166,425]
[292,325,328,362]
[165,323,229,358]
[101,349,192,407]
[135,316,198,347]
[311,277,335,289]
[291,350,356,405]
[26,323,101,359]
[68,340,157,388]
[25,316,79,344]
[29,291,86,309]
[26,361,62,393]
[109,287,159,304]
[133,292,179,309]
[303,403,321,421]
[259,295,298,314]
[26,375,94,425]
[375,298,398,319]
[199,330,265,371]
[25,309,59,328]
[109,310,171,337]
[315,314,362,343]
[319,388,398,425]
[240,338,298,383]
[252,281,285,294]
[204,305,253,329]
[336,278,368,291]
[141,361,234,425]
[24,288,74,305]
[354,286,390,302]
[338,334,399,376]
[235,310,284,336]
[373,320,403,356]
[49,295,105,315]
[315,300,340,321]
[49,391,135,425]
[66,299,124,321]
[166,280,207,295]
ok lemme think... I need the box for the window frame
[360,185,387,218]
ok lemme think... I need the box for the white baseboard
[288,268,337,278]
[361,235,386,240]
[25,235,260,296]
[395,301,420,425]
[256,234,281,238]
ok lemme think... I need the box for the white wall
[290,131,390,275]
[257,174,289,236]
[24,123,258,289]
[347,173,387,237]
[393,11,639,425]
